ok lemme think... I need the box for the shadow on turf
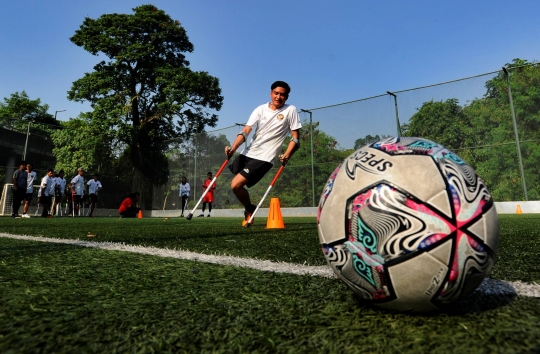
[352,278,517,316]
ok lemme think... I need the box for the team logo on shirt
[277,114,284,120]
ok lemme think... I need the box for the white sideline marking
[1,233,539,298]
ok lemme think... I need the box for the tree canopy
[68,4,223,208]
[404,58,540,201]
[0,91,59,135]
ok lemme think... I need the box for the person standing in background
[11,161,27,218]
[22,162,37,218]
[86,173,103,217]
[51,170,67,216]
[69,168,85,216]
[198,172,216,217]
[38,168,55,218]
[179,176,190,217]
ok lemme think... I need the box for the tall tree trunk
[132,167,153,210]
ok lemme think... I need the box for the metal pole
[194,137,197,202]
[54,110,66,120]
[301,109,316,207]
[502,66,528,201]
[387,91,401,137]
[23,120,32,160]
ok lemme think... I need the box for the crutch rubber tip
[186,213,193,220]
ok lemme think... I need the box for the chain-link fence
[3,64,538,211]
[154,63,540,209]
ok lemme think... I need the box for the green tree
[463,59,540,200]
[51,112,117,175]
[68,4,223,209]
[404,98,473,151]
[354,134,392,150]
[0,91,59,135]
[273,121,349,207]
[401,59,540,201]
[156,132,231,210]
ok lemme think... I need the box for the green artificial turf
[0,214,539,353]
[0,216,325,265]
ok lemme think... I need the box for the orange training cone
[516,204,522,214]
[138,210,143,218]
[266,198,285,229]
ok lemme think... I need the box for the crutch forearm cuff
[237,131,248,143]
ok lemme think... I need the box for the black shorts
[71,195,82,204]
[228,155,272,188]
[25,193,33,201]
[89,194,98,203]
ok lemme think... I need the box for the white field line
[1,233,539,298]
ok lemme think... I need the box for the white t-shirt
[26,171,37,193]
[54,177,66,194]
[87,179,103,195]
[241,103,302,163]
[71,175,85,196]
[39,175,56,197]
[179,182,190,197]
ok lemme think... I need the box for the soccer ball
[317,137,500,312]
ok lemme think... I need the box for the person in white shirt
[225,81,301,226]
[86,173,103,217]
[69,167,85,216]
[38,168,55,218]
[51,170,67,216]
[22,162,37,218]
[178,176,190,217]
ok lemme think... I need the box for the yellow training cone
[516,204,523,214]
[266,198,285,229]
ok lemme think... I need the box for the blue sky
[2,1,540,147]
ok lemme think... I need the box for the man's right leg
[231,174,256,225]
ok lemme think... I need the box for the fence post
[502,66,528,201]
[301,109,316,207]
[386,91,401,137]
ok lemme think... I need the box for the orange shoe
[241,205,256,226]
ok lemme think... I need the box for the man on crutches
[225,81,301,226]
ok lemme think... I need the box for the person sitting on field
[119,192,141,218]
[198,172,216,217]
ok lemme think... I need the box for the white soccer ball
[317,137,500,312]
